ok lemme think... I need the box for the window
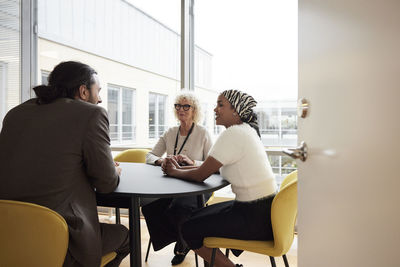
[0,62,7,124]
[0,0,21,125]
[213,120,223,136]
[255,100,298,147]
[268,154,297,184]
[107,84,136,144]
[200,102,209,128]
[149,92,167,139]
[195,0,297,146]
[195,1,298,178]
[37,0,186,145]
[34,0,297,150]
[41,70,50,85]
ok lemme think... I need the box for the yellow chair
[280,170,297,190]
[100,252,117,267]
[204,171,298,267]
[113,148,150,163]
[0,200,69,267]
[112,148,150,224]
[0,200,116,267]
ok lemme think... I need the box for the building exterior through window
[0,0,298,181]
[148,93,167,140]
[108,84,136,144]
[0,0,20,127]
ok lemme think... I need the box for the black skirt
[181,194,275,251]
[142,193,211,251]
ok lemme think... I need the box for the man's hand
[114,161,122,176]
[173,154,194,166]
[115,166,122,176]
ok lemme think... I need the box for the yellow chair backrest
[113,148,150,163]
[280,170,297,190]
[100,252,117,267]
[270,171,298,255]
[0,200,69,267]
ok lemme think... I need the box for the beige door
[298,1,400,266]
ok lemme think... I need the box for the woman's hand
[163,156,223,182]
[155,158,165,166]
[173,154,194,166]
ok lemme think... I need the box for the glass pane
[195,0,298,146]
[149,125,156,139]
[122,88,133,124]
[122,125,132,141]
[149,93,156,139]
[107,88,119,125]
[281,155,297,175]
[257,106,280,146]
[0,0,20,125]
[157,94,166,137]
[41,71,49,85]
[201,103,208,128]
[268,155,280,170]
[37,0,181,146]
[109,125,119,142]
[125,0,180,34]
[213,120,223,135]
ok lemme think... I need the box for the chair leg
[225,248,229,257]
[269,256,276,267]
[115,208,120,224]
[282,254,289,267]
[145,238,151,262]
[195,252,199,267]
[209,248,217,267]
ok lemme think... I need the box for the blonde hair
[174,90,202,124]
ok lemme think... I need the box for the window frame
[108,84,137,145]
[21,0,38,101]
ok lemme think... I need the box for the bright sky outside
[127,0,298,102]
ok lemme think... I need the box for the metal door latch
[283,141,308,162]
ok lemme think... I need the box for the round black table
[96,162,229,267]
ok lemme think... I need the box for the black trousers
[63,223,130,267]
[141,194,210,251]
[181,195,275,251]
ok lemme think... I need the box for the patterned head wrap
[222,89,260,137]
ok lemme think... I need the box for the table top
[100,162,229,198]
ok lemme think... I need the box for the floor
[99,212,298,267]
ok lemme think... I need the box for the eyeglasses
[174,104,192,111]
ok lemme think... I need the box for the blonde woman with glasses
[144,90,213,265]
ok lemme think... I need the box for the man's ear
[78,85,89,101]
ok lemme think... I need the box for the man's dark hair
[33,61,97,104]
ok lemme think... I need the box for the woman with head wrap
[163,89,277,267]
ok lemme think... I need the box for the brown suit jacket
[0,98,119,267]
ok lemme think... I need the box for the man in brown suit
[0,61,129,267]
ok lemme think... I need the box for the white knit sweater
[209,123,277,202]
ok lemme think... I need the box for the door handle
[283,141,308,162]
